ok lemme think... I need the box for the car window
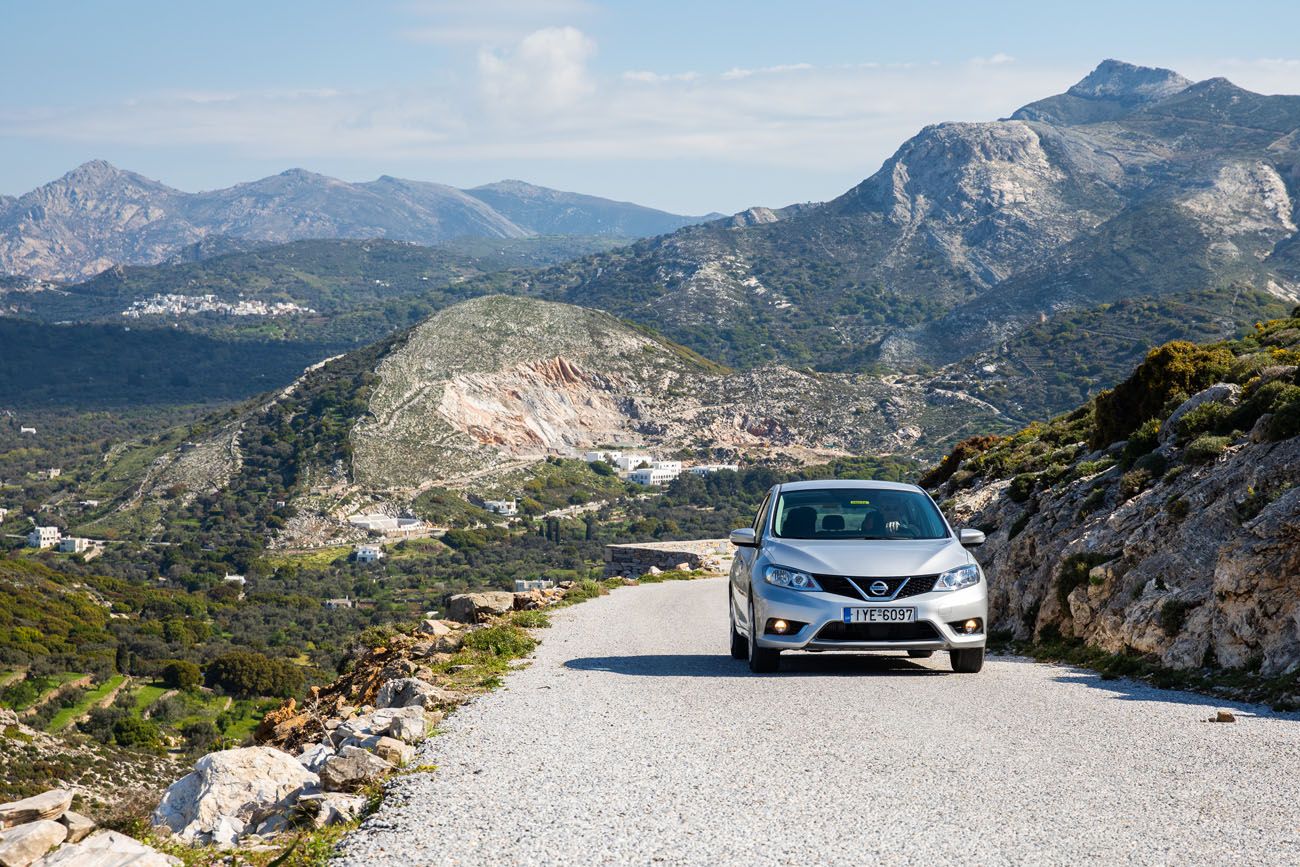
[773,488,948,540]
[752,493,771,534]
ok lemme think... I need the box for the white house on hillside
[0,508,8,524]
[355,544,385,563]
[614,453,653,472]
[483,499,518,517]
[689,463,740,475]
[58,537,91,554]
[28,526,61,548]
[629,467,679,486]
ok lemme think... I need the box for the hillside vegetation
[930,309,1300,700]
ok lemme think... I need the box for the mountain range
[495,60,1299,378]
[0,162,716,281]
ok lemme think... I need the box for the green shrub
[919,435,1003,488]
[1121,417,1161,465]
[1079,486,1108,518]
[1056,552,1116,609]
[1119,468,1154,501]
[1166,496,1190,520]
[509,610,552,629]
[1175,401,1234,442]
[1264,391,1300,440]
[1008,474,1037,503]
[1184,434,1231,464]
[160,660,201,691]
[1159,598,1201,637]
[112,717,161,748]
[462,625,537,659]
[562,579,606,603]
[1092,341,1234,449]
[205,650,304,698]
[1133,451,1168,476]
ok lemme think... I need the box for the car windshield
[772,488,949,540]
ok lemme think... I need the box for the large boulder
[375,678,454,710]
[340,735,414,766]
[335,706,426,744]
[0,792,73,830]
[55,812,94,845]
[36,829,180,866]
[0,820,66,866]
[296,742,334,774]
[151,746,318,845]
[319,747,393,792]
[447,592,514,623]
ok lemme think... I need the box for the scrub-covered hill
[929,309,1300,692]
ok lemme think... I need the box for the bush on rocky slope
[927,311,1300,693]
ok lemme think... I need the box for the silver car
[728,479,988,674]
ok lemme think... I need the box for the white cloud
[28,56,1283,209]
[622,70,700,84]
[478,27,596,113]
[971,52,1016,66]
[721,62,813,80]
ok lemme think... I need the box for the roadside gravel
[336,577,1300,866]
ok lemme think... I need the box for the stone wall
[603,539,731,577]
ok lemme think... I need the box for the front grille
[814,574,939,601]
[894,575,939,598]
[814,621,941,642]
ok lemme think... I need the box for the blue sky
[4,0,1300,213]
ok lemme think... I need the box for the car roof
[777,479,924,493]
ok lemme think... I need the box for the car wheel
[748,598,780,674]
[907,650,933,659]
[729,597,747,660]
[950,647,984,673]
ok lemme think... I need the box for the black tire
[729,598,747,660]
[748,599,780,674]
[907,650,934,659]
[950,647,985,673]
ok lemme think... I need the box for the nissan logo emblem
[869,580,890,596]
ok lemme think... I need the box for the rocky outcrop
[0,793,72,830]
[447,592,516,624]
[0,820,66,866]
[319,748,393,793]
[151,747,318,845]
[0,791,177,867]
[936,340,1300,691]
[36,830,179,866]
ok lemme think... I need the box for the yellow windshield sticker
[850,499,871,505]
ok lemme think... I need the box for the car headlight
[934,563,981,591]
[763,565,821,591]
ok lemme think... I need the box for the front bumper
[752,582,988,652]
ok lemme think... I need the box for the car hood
[760,538,969,578]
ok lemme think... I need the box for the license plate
[844,607,915,624]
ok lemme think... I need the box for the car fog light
[772,619,789,634]
[964,619,978,634]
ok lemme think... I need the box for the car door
[731,488,773,630]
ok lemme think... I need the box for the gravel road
[336,577,1300,866]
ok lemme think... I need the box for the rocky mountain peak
[1065,59,1191,103]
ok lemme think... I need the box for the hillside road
[336,577,1300,866]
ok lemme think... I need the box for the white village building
[689,463,740,475]
[355,544,385,563]
[628,467,679,486]
[483,499,518,517]
[27,526,61,549]
[58,537,92,554]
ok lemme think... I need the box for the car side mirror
[959,528,986,547]
[729,527,758,548]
